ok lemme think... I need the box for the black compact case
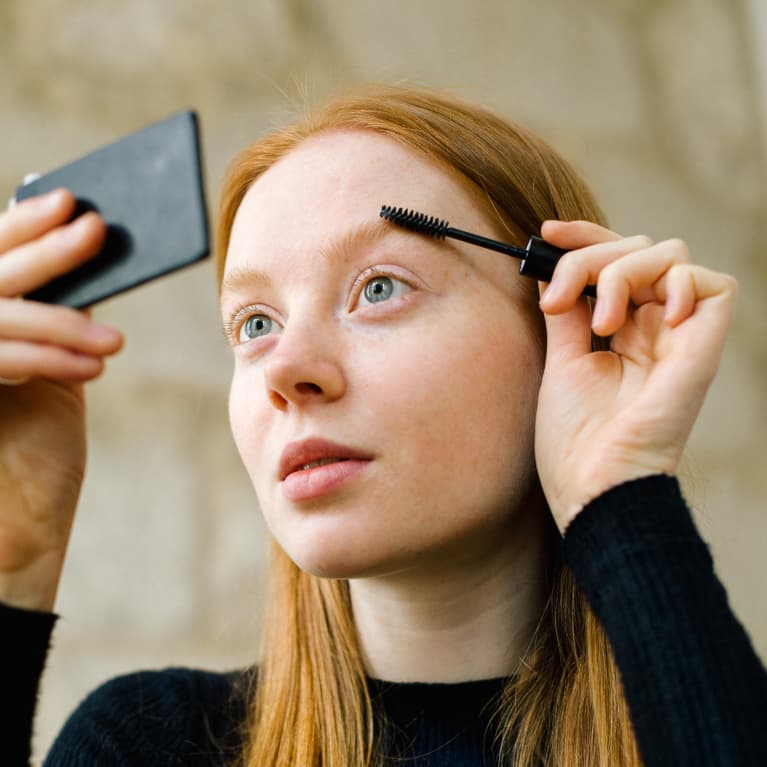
[14,110,210,308]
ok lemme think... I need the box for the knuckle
[633,234,655,250]
[554,248,578,271]
[38,227,82,272]
[666,262,689,281]
[46,305,85,335]
[597,258,622,285]
[552,250,583,283]
[663,237,690,261]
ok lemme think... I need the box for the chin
[288,547,395,580]
[280,528,416,581]
[263,498,410,579]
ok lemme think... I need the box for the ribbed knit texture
[40,667,247,766]
[367,675,507,765]
[562,474,767,767]
[4,475,766,765]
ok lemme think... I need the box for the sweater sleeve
[562,474,767,767]
[41,667,246,766]
[0,601,58,767]
[0,600,246,766]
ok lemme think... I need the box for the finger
[591,239,693,336]
[0,189,75,253]
[0,299,124,355]
[0,212,106,298]
[540,234,656,312]
[0,340,106,382]
[538,282,594,365]
[661,264,737,327]
[540,220,623,251]
[661,269,737,387]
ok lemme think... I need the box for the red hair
[216,85,639,767]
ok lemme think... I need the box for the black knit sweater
[4,475,767,766]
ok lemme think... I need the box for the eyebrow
[219,218,393,299]
[220,263,272,298]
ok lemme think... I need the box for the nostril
[268,389,288,410]
[295,382,322,395]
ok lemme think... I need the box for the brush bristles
[379,205,449,239]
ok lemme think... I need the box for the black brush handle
[522,236,597,298]
[379,205,597,299]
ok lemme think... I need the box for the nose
[263,321,346,411]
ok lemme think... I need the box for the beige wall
[1,1,764,762]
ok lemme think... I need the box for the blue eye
[365,277,393,303]
[239,314,275,343]
[359,275,410,306]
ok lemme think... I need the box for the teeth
[300,457,347,471]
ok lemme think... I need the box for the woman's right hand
[0,189,124,612]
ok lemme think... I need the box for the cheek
[358,306,544,500]
[228,368,269,484]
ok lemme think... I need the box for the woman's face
[222,130,546,579]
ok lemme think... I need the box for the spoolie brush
[379,205,596,298]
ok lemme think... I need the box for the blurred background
[1,0,765,761]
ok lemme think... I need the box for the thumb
[538,281,594,366]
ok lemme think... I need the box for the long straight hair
[216,85,641,767]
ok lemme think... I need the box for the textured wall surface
[1,1,764,762]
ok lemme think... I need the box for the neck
[349,498,550,683]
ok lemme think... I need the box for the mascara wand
[379,205,596,298]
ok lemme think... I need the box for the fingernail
[58,213,91,242]
[87,323,122,343]
[36,189,66,212]
[591,300,606,329]
[539,281,559,307]
[664,297,679,326]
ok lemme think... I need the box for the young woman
[2,86,765,766]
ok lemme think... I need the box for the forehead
[224,130,492,278]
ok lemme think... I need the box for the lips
[278,437,373,481]
[278,437,374,502]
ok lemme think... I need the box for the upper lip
[278,437,373,481]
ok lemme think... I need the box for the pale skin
[0,132,736,687]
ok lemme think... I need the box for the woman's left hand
[534,220,737,534]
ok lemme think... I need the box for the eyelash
[223,306,271,346]
[225,268,414,346]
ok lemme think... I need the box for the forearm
[563,474,767,767]
[0,601,58,767]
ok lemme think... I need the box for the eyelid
[350,266,416,309]
[222,264,420,342]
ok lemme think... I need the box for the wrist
[548,465,666,536]
[0,550,65,612]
